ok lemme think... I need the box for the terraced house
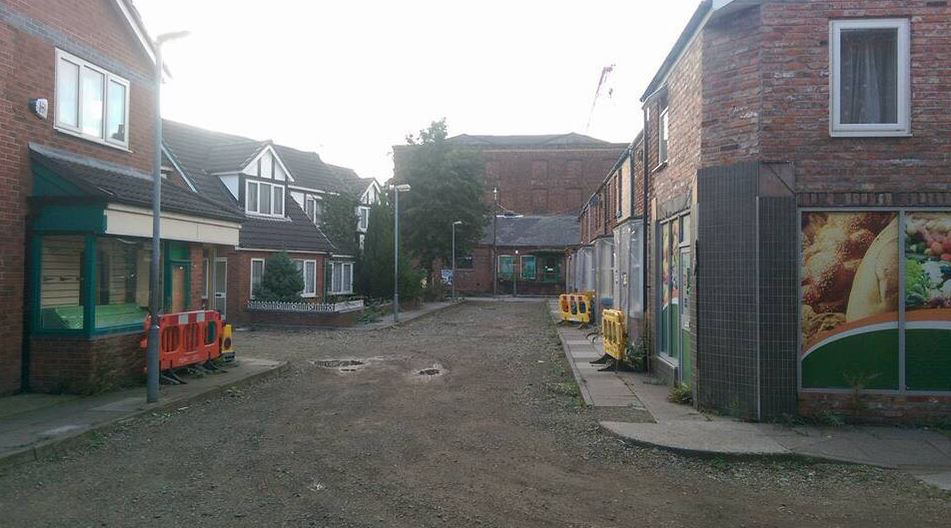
[162,121,376,325]
[0,0,243,394]
[574,0,951,422]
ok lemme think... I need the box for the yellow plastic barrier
[221,323,235,362]
[601,309,626,361]
[558,292,593,324]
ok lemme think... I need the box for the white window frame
[202,258,209,300]
[54,49,131,149]
[245,179,285,218]
[329,261,354,295]
[658,106,669,167]
[357,206,370,232]
[250,258,265,299]
[829,18,911,137]
[305,195,319,224]
[293,258,318,298]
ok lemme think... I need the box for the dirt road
[1,301,947,527]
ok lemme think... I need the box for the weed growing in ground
[668,383,693,405]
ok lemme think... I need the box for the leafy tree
[256,251,304,301]
[320,191,360,257]
[400,119,486,278]
[358,196,424,301]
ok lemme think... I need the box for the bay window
[55,49,130,148]
[830,19,910,136]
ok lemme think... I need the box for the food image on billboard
[800,212,899,389]
[904,212,951,390]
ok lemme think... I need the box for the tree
[400,119,486,278]
[256,251,304,301]
[320,191,360,258]
[358,196,423,301]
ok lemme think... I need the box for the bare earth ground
[1,301,948,527]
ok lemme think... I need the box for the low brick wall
[247,309,362,328]
[29,332,145,394]
[799,392,951,425]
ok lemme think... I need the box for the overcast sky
[135,0,700,182]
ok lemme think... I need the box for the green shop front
[26,147,241,393]
[497,249,565,296]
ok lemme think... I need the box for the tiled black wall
[697,162,797,420]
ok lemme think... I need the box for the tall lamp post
[147,30,190,404]
[391,183,411,322]
[492,187,498,297]
[514,249,519,297]
[451,220,462,301]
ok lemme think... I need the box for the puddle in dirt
[412,364,445,380]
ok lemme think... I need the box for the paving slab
[0,357,286,469]
[602,420,790,456]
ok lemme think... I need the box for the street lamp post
[391,183,411,322]
[514,249,519,297]
[451,220,462,301]
[146,30,190,404]
[492,187,498,297]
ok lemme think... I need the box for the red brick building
[394,134,626,295]
[575,0,951,422]
[0,0,243,393]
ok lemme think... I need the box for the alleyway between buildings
[1,302,948,527]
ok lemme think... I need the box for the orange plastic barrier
[140,310,222,371]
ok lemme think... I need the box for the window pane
[106,80,127,143]
[332,263,342,292]
[95,238,148,330]
[522,256,536,279]
[39,236,85,330]
[840,28,898,124]
[260,183,272,214]
[81,67,105,138]
[305,261,316,294]
[306,197,315,221]
[343,264,352,292]
[251,260,264,298]
[247,182,258,212]
[273,186,284,216]
[659,110,669,162]
[499,256,513,278]
[57,59,80,128]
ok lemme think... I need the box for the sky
[134,0,701,182]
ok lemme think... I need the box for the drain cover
[418,368,440,376]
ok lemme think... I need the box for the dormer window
[305,195,322,224]
[246,179,284,217]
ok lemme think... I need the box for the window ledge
[54,125,132,153]
[830,130,913,138]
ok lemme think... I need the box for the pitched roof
[272,144,343,192]
[239,200,336,253]
[29,143,243,223]
[446,133,616,148]
[480,215,580,248]
[162,120,339,253]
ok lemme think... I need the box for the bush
[421,276,448,302]
[256,251,303,301]
[668,383,693,405]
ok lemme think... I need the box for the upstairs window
[245,180,284,217]
[357,206,369,231]
[55,49,130,148]
[830,19,910,136]
[658,99,669,167]
[305,195,322,224]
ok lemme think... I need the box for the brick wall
[0,0,156,393]
[29,332,145,394]
[223,249,328,326]
[758,0,951,204]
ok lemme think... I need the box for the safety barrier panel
[221,324,235,362]
[558,291,594,324]
[140,310,222,371]
[601,309,626,362]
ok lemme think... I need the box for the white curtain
[841,28,898,124]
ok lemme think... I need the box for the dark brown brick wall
[800,392,951,424]
[221,249,328,326]
[29,332,145,394]
[0,0,156,393]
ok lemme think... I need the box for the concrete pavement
[548,301,951,490]
[0,357,285,469]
